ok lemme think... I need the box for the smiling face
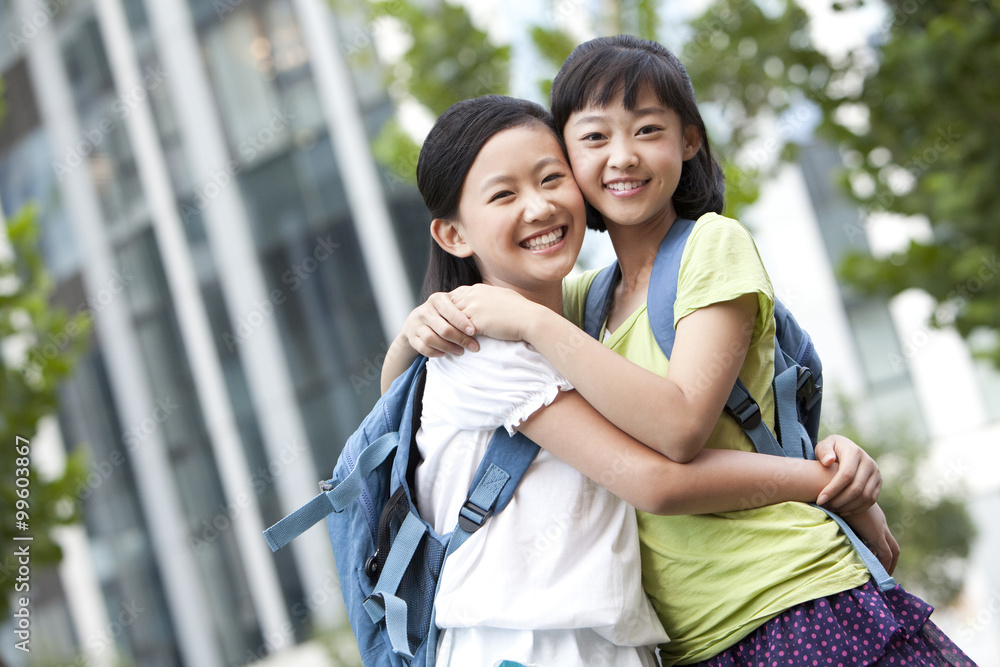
[431,123,586,304]
[564,87,701,234]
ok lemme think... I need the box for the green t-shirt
[563,213,869,665]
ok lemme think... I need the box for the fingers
[816,442,859,505]
[814,436,838,466]
[817,436,880,513]
[885,530,900,575]
[410,324,478,356]
[871,530,898,575]
[861,472,883,512]
[816,464,846,507]
[406,293,479,357]
[428,292,477,339]
[826,464,882,515]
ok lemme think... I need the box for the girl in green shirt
[387,35,975,667]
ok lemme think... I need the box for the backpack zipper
[365,487,407,579]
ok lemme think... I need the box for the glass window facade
[0,0,19,71]
[247,153,385,475]
[0,128,81,281]
[59,345,181,667]
[0,60,80,281]
[115,226,264,664]
[196,0,396,475]
[2,0,425,660]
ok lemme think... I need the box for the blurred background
[0,0,997,665]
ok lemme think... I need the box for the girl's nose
[608,138,638,170]
[523,190,557,223]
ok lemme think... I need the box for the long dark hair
[416,95,558,297]
[550,34,725,231]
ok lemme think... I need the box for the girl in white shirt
[401,95,884,667]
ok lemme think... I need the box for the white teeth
[522,227,565,250]
[606,180,644,191]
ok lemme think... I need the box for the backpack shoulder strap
[647,217,697,357]
[643,218,894,592]
[425,429,539,666]
[643,218,785,460]
[583,261,620,340]
[456,430,539,538]
[773,300,823,443]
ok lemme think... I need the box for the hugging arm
[453,284,883,516]
[478,287,881,514]
[519,389,896,573]
[382,287,881,516]
[453,284,766,462]
[519,389,845,515]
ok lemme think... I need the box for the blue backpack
[263,357,539,665]
[583,216,895,591]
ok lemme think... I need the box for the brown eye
[490,191,513,203]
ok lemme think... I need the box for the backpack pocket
[360,487,446,662]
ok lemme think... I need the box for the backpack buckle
[725,397,762,430]
[365,551,382,578]
[458,499,492,533]
[795,367,820,411]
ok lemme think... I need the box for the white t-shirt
[416,337,667,667]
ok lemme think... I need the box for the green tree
[680,0,833,216]
[344,0,510,185]
[815,1,1000,367]
[0,203,89,619]
[677,1,1000,364]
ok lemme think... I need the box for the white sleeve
[422,337,573,435]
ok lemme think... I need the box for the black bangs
[589,54,692,116]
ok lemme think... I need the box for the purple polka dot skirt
[691,581,977,666]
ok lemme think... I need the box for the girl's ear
[430,218,474,258]
[682,125,703,161]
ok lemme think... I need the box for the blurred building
[0,0,429,664]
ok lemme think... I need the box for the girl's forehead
[467,125,565,179]
[480,124,561,155]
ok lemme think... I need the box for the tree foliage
[348,0,510,185]
[527,25,576,100]
[816,0,1000,366]
[0,205,89,618]
[680,0,831,216]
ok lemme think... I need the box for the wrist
[386,331,411,359]
[522,301,557,344]
[785,458,833,503]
